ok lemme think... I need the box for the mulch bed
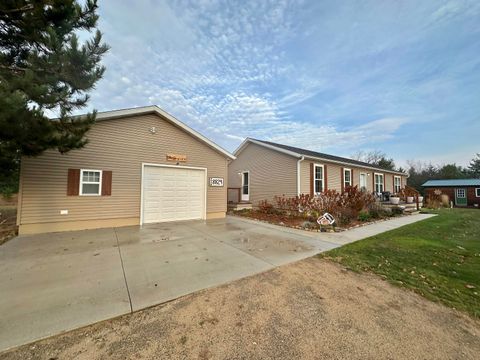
[230,209,407,233]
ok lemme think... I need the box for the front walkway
[232,213,436,247]
[0,214,434,352]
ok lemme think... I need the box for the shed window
[80,170,102,195]
[314,164,324,194]
[344,168,352,188]
[476,188,480,197]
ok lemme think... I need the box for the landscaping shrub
[391,206,404,216]
[425,189,450,209]
[367,202,383,219]
[272,186,376,225]
[358,211,371,222]
[337,207,358,225]
[258,200,275,214]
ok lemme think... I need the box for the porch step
[382,202,423,210]
[228,202,253,211]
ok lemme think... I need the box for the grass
[320,208,480,318]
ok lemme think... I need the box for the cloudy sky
[85,0,480,166]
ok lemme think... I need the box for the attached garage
[16,106,235,234]
[142,165,206,224]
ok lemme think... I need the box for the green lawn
[321,208,480,318]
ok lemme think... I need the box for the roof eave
[233,138,303,158]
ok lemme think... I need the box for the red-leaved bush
[269,186,376,225]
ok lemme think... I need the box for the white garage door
[142,166,206,224]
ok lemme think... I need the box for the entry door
[241,171,249,201]
[455,188,467,206]
[143,166,205,223]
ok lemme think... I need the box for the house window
[374,173,384,194]
[80,169,102,196]
[314,164,324,194]
[476,188,480,197]
[359,173,367,191]
[344,168,352,188]
[394,176,401,193]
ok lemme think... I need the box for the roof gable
[74,106,235,160]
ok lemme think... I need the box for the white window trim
[79,169,102,196]
[476,188,480,197]
[314,164,324,194]
[374,172,384,193]
[456,189,466,198]
[343,168,352,188]
[359,172,367,190]
[394,176,401,193]
[241,170,250,196]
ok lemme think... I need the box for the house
[227,138,408,206]
[16,106,235,234]
[422,179,480,207]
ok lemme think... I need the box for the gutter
[297,155,305,195]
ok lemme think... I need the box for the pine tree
[0,0,109,194]
[468,153,480,178]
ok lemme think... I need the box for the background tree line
[353,151,480,193]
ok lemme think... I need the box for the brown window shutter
[351,169,354,188]
[383,174,386,191]
[102,171,112,196]
[324,164,328,191]
[340,167,344,193]
[392,174,395,192]
[309,163,314,196]
[372,173,375,192]
[67,169,80,196]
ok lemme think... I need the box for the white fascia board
[302,155,408,176]
[233,138,302,158]
[73,106,236,160]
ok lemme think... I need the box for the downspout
[297,156,305,196]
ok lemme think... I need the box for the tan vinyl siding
[19,114,228,226]
[300,160,406,194]
[228,143,297,205]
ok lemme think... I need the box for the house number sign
[209,177,224,187]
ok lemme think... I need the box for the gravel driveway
[2,257,479,360]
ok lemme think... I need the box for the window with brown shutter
[67,168,112,196]
[67,169,80,196]
[102,171,112,196]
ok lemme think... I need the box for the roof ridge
[252,139,405,175]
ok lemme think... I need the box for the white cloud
[83,0,478,164]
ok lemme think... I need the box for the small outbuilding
[17,106,235,234]
[422,179,480,207]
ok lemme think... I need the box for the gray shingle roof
[253,139,405,174]
[422,179,480,187]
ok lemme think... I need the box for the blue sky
[85,0,480,167]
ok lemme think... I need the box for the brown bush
[272,186,376,225]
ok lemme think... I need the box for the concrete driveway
[0,213,435,352]
[0,216,332,351]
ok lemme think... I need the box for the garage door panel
[143,166,205,224]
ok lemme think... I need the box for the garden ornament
[317,212,335,226]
